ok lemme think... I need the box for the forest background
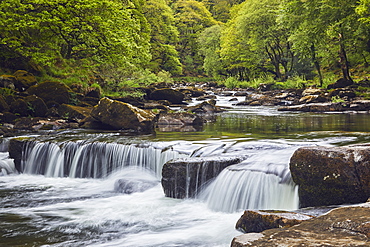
[1,0,370,98]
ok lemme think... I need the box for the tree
[283,0,363,84]
[172,0,219,75]
[220,0,295,81]
[197,25,224,77]
[143,0,182,75]
[0,0,151,74]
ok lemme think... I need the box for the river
[1,95,370,247]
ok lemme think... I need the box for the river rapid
[1,95,370,247]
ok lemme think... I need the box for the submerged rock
[161,156,245,199]
[235,210,313,233]
[90,97,156,133]
[231,203,370,247]
[114,178,158,194]
[290,145,370,208]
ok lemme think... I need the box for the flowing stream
[1,95,370,246]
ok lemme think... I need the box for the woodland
[1,0,370,97]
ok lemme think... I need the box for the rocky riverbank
[2,70,370,137]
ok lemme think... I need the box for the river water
[1,95,370,247]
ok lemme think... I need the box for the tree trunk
[338,33,353,83]
[310,45,323,87]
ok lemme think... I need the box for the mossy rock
[10,98,28,116]
[27,80,71,104]
[149,88,185,104]
[290,146,370,208]
[90,97,156,133]
[58,104,92,121]
[0,95,10,112]
[24,95,48,117]
[13,70,37,91]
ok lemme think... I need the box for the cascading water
[198,147,300,212]
[21,141,185,178]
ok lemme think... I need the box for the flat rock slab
[232,203,370,246]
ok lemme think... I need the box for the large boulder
[90,97,156,133]
[149,88,185,104]
[235,210,313,233]
[157,112,205,132]
[327,78,353,89]
[27,80,71,104]
[161,156,245,199]
[290,146,370,208]
[231,203,370,247]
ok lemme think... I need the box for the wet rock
[290,146,370,208]
[231,203,370,247]
[8,138,28,172]
[90,97,156,133]
[161,156,245,199]
[235,210,313,233]
[157,112,205,130]
[13,70,37,91]
[114,179,158,194]
[149,88,185,104]
[278,102,347,112]
[27,80,71,104]
[185,100,223,114]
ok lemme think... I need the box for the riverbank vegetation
[1,0,370,96]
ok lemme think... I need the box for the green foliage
[331,95,346,103]
[223,76,239,89]
[144,0,182,75]
[172,0,220,75]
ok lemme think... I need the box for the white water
[22,141,185,178]
[0,171,241,247]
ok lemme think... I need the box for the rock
[278,102,347,112]
[157,112,205,127]
[299,95,327,104]
[235,210,313,233]
[149,88,185,104]
[24,95,48,117]
[290,146,370,208]
[0,112,17,124]
[231,203,370,247]
[58,104,92,121]
[90,97,156,133]
[114,178,158,194]
[13,70,37,91]
[302,88,323,96]
[10,98,28,116]
[327,78,353,89]
[0,75,17,89]
[27,80,71,104]
[185,100,223,114]
[8,138,27,172]
[85,88,101,98]
[161,156,245,199]
[0,95,10,112]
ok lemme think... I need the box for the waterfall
[198,148,300,212]
[21,141,184,178]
